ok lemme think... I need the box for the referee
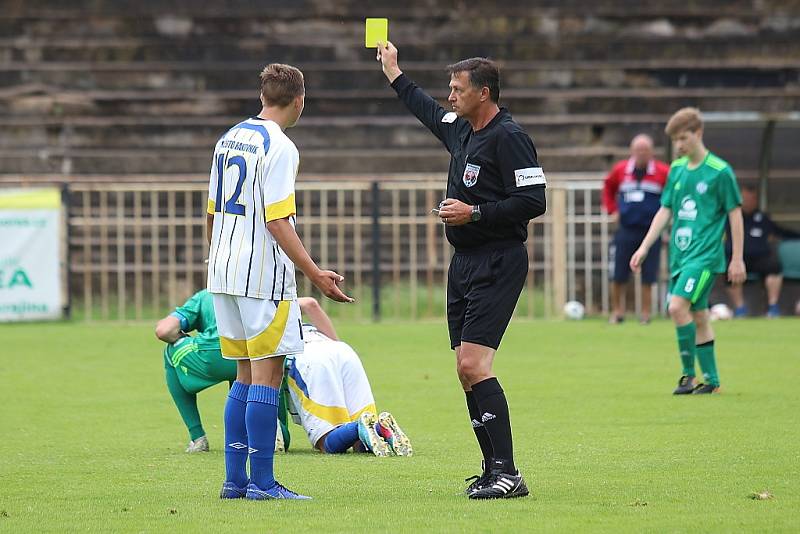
[377,42,546,499]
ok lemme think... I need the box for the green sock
[165,365,205,441]
[696,340,720,387]
[675,322,697,377]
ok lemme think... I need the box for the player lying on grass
[156,292,411,456]
[283,297,413,457]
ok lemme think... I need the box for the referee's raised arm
[377,41,464,153]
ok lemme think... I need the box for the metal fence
[55,176,669,321]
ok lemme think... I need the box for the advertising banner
[0,188,63,321]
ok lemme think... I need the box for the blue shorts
[610,227,661,284]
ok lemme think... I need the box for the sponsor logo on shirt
[463,163,480,187]
[514,167,546,187]
[675,227,693,251]
[678,196,698,221]
[624,190,645,203]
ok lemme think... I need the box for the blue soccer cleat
[245,482,312,500]
[219,481,248,499]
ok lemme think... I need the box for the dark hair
[446,57,500,103]
[260,63,305,107]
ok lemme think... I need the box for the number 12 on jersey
[214,153,247,216]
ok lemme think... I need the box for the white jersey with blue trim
[206,117,299,300]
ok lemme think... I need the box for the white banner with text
[0,188,63,321]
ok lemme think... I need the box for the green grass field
[1,318,798,532]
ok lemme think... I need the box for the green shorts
[164,337,237,394]
[666,267,715,311]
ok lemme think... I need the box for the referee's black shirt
[391,73,547,252]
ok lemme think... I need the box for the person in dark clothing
[725,185,799,317]
[377,41,546,500]
[602,134,669,324]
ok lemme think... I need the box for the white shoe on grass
[185,435,209,453]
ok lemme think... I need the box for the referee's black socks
[465,390,494,466]
[471,377,516,474]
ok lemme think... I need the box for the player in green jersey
[631,107,746,394]
[156,289,238,452]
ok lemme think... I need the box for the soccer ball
[563,300,585,320]
[709,303,732,321]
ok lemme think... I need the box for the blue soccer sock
[323,422,359,453]
[245,384,280,490]
[223,381,249,488]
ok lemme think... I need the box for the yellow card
[365,18,388,48]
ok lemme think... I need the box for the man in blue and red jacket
[602,134,669,323]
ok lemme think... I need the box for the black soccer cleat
[464,460,490,495]
[468,470,529,500]
[672,375,698,395]
[691,383,720,394]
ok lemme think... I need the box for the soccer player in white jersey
[207,63,353,501]
[284,298,413,457]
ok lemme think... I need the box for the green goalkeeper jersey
[661,152,742,275]
[170,289,220,354]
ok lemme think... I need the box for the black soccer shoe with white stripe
[468,470,529,500]
[464,460,490,495]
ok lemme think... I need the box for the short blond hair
[665,107,703,137]
[260,63,305,107]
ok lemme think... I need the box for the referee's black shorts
[447,241,527,350]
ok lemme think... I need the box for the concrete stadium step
[6,143,798,176]
[0,0,771,18]
[1,32,798,63]
[2,60,798,91]
[3,86,798,117]
[0,1,782,34]
[0,145,641,174]
[1,1,791,42]
[0,113,673,148]
[4,117,796,173]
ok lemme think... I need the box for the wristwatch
[470,204,482,222]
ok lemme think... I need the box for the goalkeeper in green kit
[630,107,746,395]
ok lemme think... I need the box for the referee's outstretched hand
[313,269,355,303]
[376,41,402,82]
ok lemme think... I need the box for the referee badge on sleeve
[463,163,480,187]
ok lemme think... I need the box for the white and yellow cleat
[357,412,393,457]
[377,411,413,457]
